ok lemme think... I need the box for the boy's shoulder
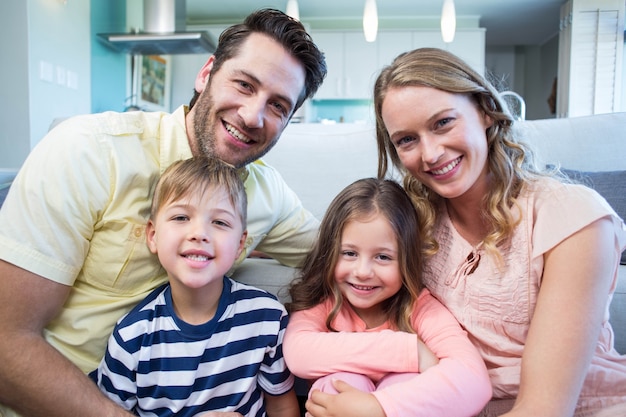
[227,278,285,310]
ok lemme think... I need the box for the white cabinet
[311,29,485,100]
[313,31,377,99]
[412,30,485,75]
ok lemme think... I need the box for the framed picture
[133,55,171,112]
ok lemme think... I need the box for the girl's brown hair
[287,178,424,333]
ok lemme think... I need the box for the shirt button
[134,227,143,238]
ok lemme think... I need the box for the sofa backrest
[515,112,626,172]
[266,113,626,220]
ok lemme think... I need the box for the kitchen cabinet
[311,28,485,100]
[313,31,377,99]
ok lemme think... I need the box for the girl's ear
[145,220,158,254]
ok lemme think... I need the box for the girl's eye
[342,250,357,258]
[377,254,393,262]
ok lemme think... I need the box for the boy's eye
[171,215,188,222]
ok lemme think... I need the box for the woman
[372,48,626,416]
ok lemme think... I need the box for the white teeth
[431,157,461,175]
[352,284,374,291]
[185,254,209,261]
[225,123,251,143]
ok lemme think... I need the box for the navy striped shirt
[90,277,293,416]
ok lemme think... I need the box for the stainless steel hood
[98,0,216,55]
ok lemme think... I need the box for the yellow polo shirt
[0,106,318,379]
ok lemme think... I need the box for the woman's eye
[396,136,415,147]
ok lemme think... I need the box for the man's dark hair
[189,8,327,112]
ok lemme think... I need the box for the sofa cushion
[560,168,626,265]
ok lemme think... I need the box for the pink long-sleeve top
[283,288,491,417]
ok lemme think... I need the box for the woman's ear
[194,55,216,94]
[146,220,158,254]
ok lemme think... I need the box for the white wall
[0,0,91,169]
[485,35,559,121]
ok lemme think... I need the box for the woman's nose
[420,136,444,165]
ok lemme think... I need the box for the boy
[90,157,299,417]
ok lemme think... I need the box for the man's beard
[192,82,281,169]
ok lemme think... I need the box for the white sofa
[231,113,626,355]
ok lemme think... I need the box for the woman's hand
[305,380,385,417]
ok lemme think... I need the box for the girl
[283,178,491,417]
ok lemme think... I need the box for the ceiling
[185,0,565,47]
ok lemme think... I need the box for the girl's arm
[286,292,492,417]
[503,218,616,417]
[283,303,420,379]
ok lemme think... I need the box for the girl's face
[381,85,493,202]
[334,214,403,329]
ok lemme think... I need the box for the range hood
[98,0,216,55]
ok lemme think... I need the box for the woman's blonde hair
[373,48,545,258]
[287,178,424,334]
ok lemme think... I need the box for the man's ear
[194,55,216,94]
[146,220,158,254]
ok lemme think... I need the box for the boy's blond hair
[150,157,247,227]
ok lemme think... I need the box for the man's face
[187,33,306,168]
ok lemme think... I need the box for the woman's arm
[503,218,616,417]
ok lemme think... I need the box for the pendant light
[363,0,378,42]
[286,0,300,21]
[441,0,456,43]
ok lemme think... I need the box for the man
[0,9,326,417]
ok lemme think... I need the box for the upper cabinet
[311,29,485,100]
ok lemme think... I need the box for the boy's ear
[145,220,158,254]
[238,230,248,257]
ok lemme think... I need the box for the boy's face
[146,185,247,292]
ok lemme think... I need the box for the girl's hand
[305,380,385,417]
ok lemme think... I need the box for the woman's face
[381,86,492,201]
